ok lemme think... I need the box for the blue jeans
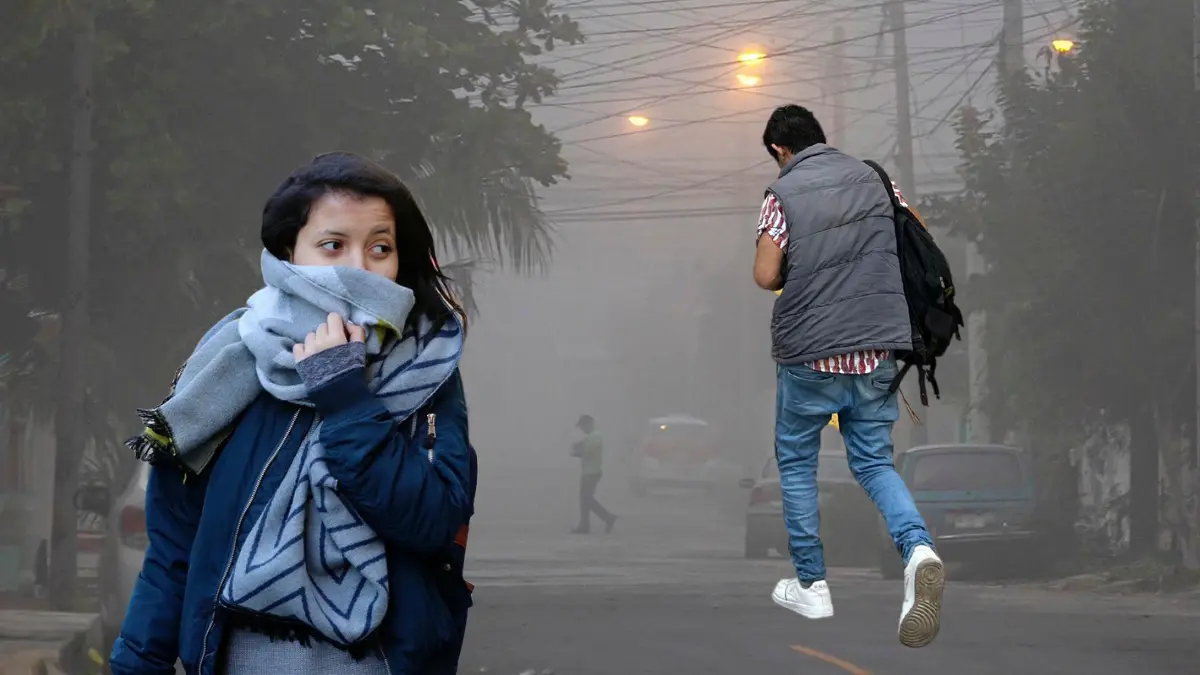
[775,359,933,583]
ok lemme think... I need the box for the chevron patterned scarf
[128,250,463,648]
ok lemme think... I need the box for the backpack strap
[888,361,940,407]
[862,160,900,208]
[888,361,914,399]
[925,363,941,401]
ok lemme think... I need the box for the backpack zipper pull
[424,413,437,461]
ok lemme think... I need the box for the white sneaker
[898,545,945,648]
[771,578,834,619]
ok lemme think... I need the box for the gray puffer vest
[768,144,913,365]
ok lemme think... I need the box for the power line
[531,0,1083,216]
[544,157,772,218]
[549,40,1006,139]
[546,0,844,84]
[544,38,997,108]
[556,0,1000,92]
[549,1,1078,144]
[544,1,847,139]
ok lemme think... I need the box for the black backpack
[863,160,964,406]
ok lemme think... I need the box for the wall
[0,405,54,591]
[1071,423,1132,554]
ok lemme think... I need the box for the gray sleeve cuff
[296,342,367,392]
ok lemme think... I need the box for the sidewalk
[0,610,102,675]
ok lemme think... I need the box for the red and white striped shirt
[756,182,911,375]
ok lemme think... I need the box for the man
[571,414,616,534]
[753,104,944,649]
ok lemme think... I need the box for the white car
[76,462,150,649]
[628,415,733,495]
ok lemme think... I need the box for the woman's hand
[294,312,367,363]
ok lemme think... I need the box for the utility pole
[1193,0,1200,469]
[1002,0,1025,81]
[831,25,846,148]
[962,0,1023,446]
[886,0,915,198]
[964,249,989,444]
[49,0,95,610]
[885,1,926,448]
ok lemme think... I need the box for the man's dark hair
[762,105,827,161]
[261,151,463,333]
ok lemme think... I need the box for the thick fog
[4,1,1200,673]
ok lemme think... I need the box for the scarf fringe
[125,407,175,465]
[221,606,381,661]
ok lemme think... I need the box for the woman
[109,152,476,675]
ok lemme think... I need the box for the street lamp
[736,46,766,88]
[1038,38,1076,79]
[627,115,649,128]
[1051,38,1075,54]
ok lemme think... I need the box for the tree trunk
[1152,404,1194,568]
[1165,442,1200,570]
[49,0,95,610]
[1128,404,1160,556]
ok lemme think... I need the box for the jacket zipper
[405,357,456,451]
[424,413,437,462]
[197,409,301,675]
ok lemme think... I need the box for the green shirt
[575,430,604,476]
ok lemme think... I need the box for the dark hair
[762,105,827,161]
[261,152,463,333]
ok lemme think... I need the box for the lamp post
[1038,37,1076,78]
[736,47,766,89]
[1051,38,1075,54]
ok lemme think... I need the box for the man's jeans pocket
[782,365,837,387]
[868,360,899,392]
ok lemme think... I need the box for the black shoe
[605,516,617,534]
[571,527,590,535]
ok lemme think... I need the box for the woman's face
[291,192,400,281]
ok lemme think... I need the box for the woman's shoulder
[431,368,466,404]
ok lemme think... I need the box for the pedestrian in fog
[571,414,616,534]
[110,152,477,675]
[753,105,945,648]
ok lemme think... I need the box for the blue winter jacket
[108,363,476,675]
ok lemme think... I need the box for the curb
[0,649,57,675]
[0,612,103,675]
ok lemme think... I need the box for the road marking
[790,645,872,675]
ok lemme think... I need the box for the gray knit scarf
[127,249,464,647]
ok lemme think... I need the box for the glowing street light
[736,46,766,88]
[627,115,649,128]
[1051,38,1075,54]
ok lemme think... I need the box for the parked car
[75,461,150,651]
[629,415,726,495]
[875,444,1038,579]
[739,422,876,560]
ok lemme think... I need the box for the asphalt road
[460,465,1200,675]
